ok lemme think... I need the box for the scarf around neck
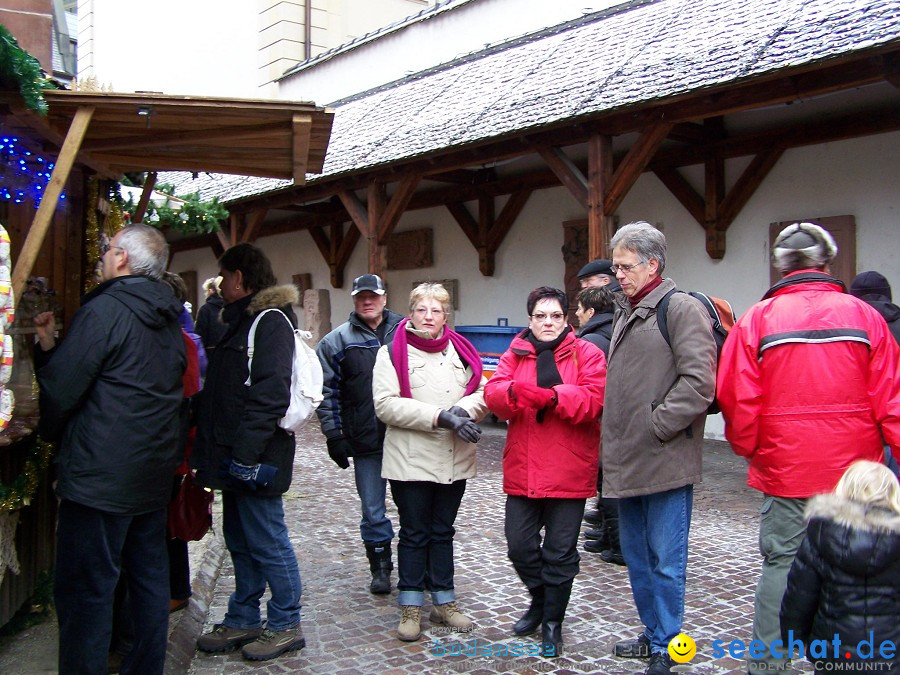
[523,325,572,388]
[390,318,483,399]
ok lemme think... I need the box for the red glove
[513,382,556,410]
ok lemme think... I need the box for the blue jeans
[618,485,693,655]
[389,479,466,606]
[55,500,169,675]
[353,454,394,543]
[221,491,302,631]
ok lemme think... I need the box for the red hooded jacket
[485,329,606,498]
[717,271,900,498]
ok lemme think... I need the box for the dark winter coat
[192,285,298,495]
[315,309,403,456]
[36,275,186,515]
[578,311,613,356]
[195,293,227,350]
[780,494,900,668]
[860,295,900,346]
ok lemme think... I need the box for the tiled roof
[163,0,900,204]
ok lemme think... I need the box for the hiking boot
[197,623,264,653]
[398,605,422,641]
[615,632,651,658]
[429,601,473,630]
[241,626,306,661]
[646,651,675,674]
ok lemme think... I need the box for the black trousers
[504,495,586,589]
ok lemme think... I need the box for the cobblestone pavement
[176,420,814,675]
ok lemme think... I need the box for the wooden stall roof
[2,90,335,183]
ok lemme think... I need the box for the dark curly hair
[218,243,277,293]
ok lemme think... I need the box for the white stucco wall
[171,130,900,438]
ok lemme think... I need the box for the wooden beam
[587,134,613,260]
[132,171,157,224]
[445,202,480,249]
[653,167,705,226]
[337,189,370,238]
[82,121,289,152]
[704,152,725,259]
[718,148,784,230]
[367,181,385,276]
[215,227,230,251]
[488,190,531,253]
[604,120,674,213]
[537,145,588,209]
[12,105,94,300]
[240,208,268,243]
[376,173,421,244]
[292,113,312,185]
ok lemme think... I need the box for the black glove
[437,410,482,444]
[446,406,470,419]
[224,459,278,490]
[326,437,352,470]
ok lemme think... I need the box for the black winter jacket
[780,494,900,668]
[36,275,186,515]
[315,309,403,456]
[577,311,614,356]
[192,285,298,495]
[861,295,900,347]
[195,293,227,350]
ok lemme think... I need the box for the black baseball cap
[351,274,386,296]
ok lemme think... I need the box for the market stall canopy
[0,89,334,298]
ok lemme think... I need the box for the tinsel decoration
[0,437,54,514]
[83,177,100,293]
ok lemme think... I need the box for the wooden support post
[292,113,312,185]
[367,181,385,276]
[133,171,157,224]
[12,105,94,301]
[587,134,613,260]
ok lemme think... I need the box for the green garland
[121,182,227,235]
[0,25,56,115]
[0,437,54,514]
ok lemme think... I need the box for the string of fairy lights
[0,135,65,206]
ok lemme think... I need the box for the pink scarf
[390,318,483,399]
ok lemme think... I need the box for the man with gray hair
[35,223,186,674]
[717,221,900,673]
[602,221,717,675]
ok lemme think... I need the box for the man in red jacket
[717,222,900,673]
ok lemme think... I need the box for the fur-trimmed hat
[771,222,838,275]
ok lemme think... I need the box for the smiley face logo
[668,633,697,663]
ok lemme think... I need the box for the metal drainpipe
[305,0,312,61]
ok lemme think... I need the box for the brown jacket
[601,277,716,498]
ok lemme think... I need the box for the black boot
[600,498,625,565]
[365,541,392,595]
[541,581,572,658]
[512,586,544,636]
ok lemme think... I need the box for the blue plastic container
[455,320,525,377]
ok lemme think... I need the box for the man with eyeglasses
[577,258,622,292]
[34,224,186,674]
[601,221,717,675]
[315,273,404,594]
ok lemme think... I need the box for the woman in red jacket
[484,286,606,659]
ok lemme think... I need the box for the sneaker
[241,626,306,661]
[646,651,675,674]
[429,601,473,630]
[398,605,422,641]
[614,632,651,658]
[197,623,264,653]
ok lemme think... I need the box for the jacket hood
[93,276,183,329]
[805,493,900,577]
[247,284,299,314]
[866,299,900,323]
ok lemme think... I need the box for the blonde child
[780,460,900,671]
